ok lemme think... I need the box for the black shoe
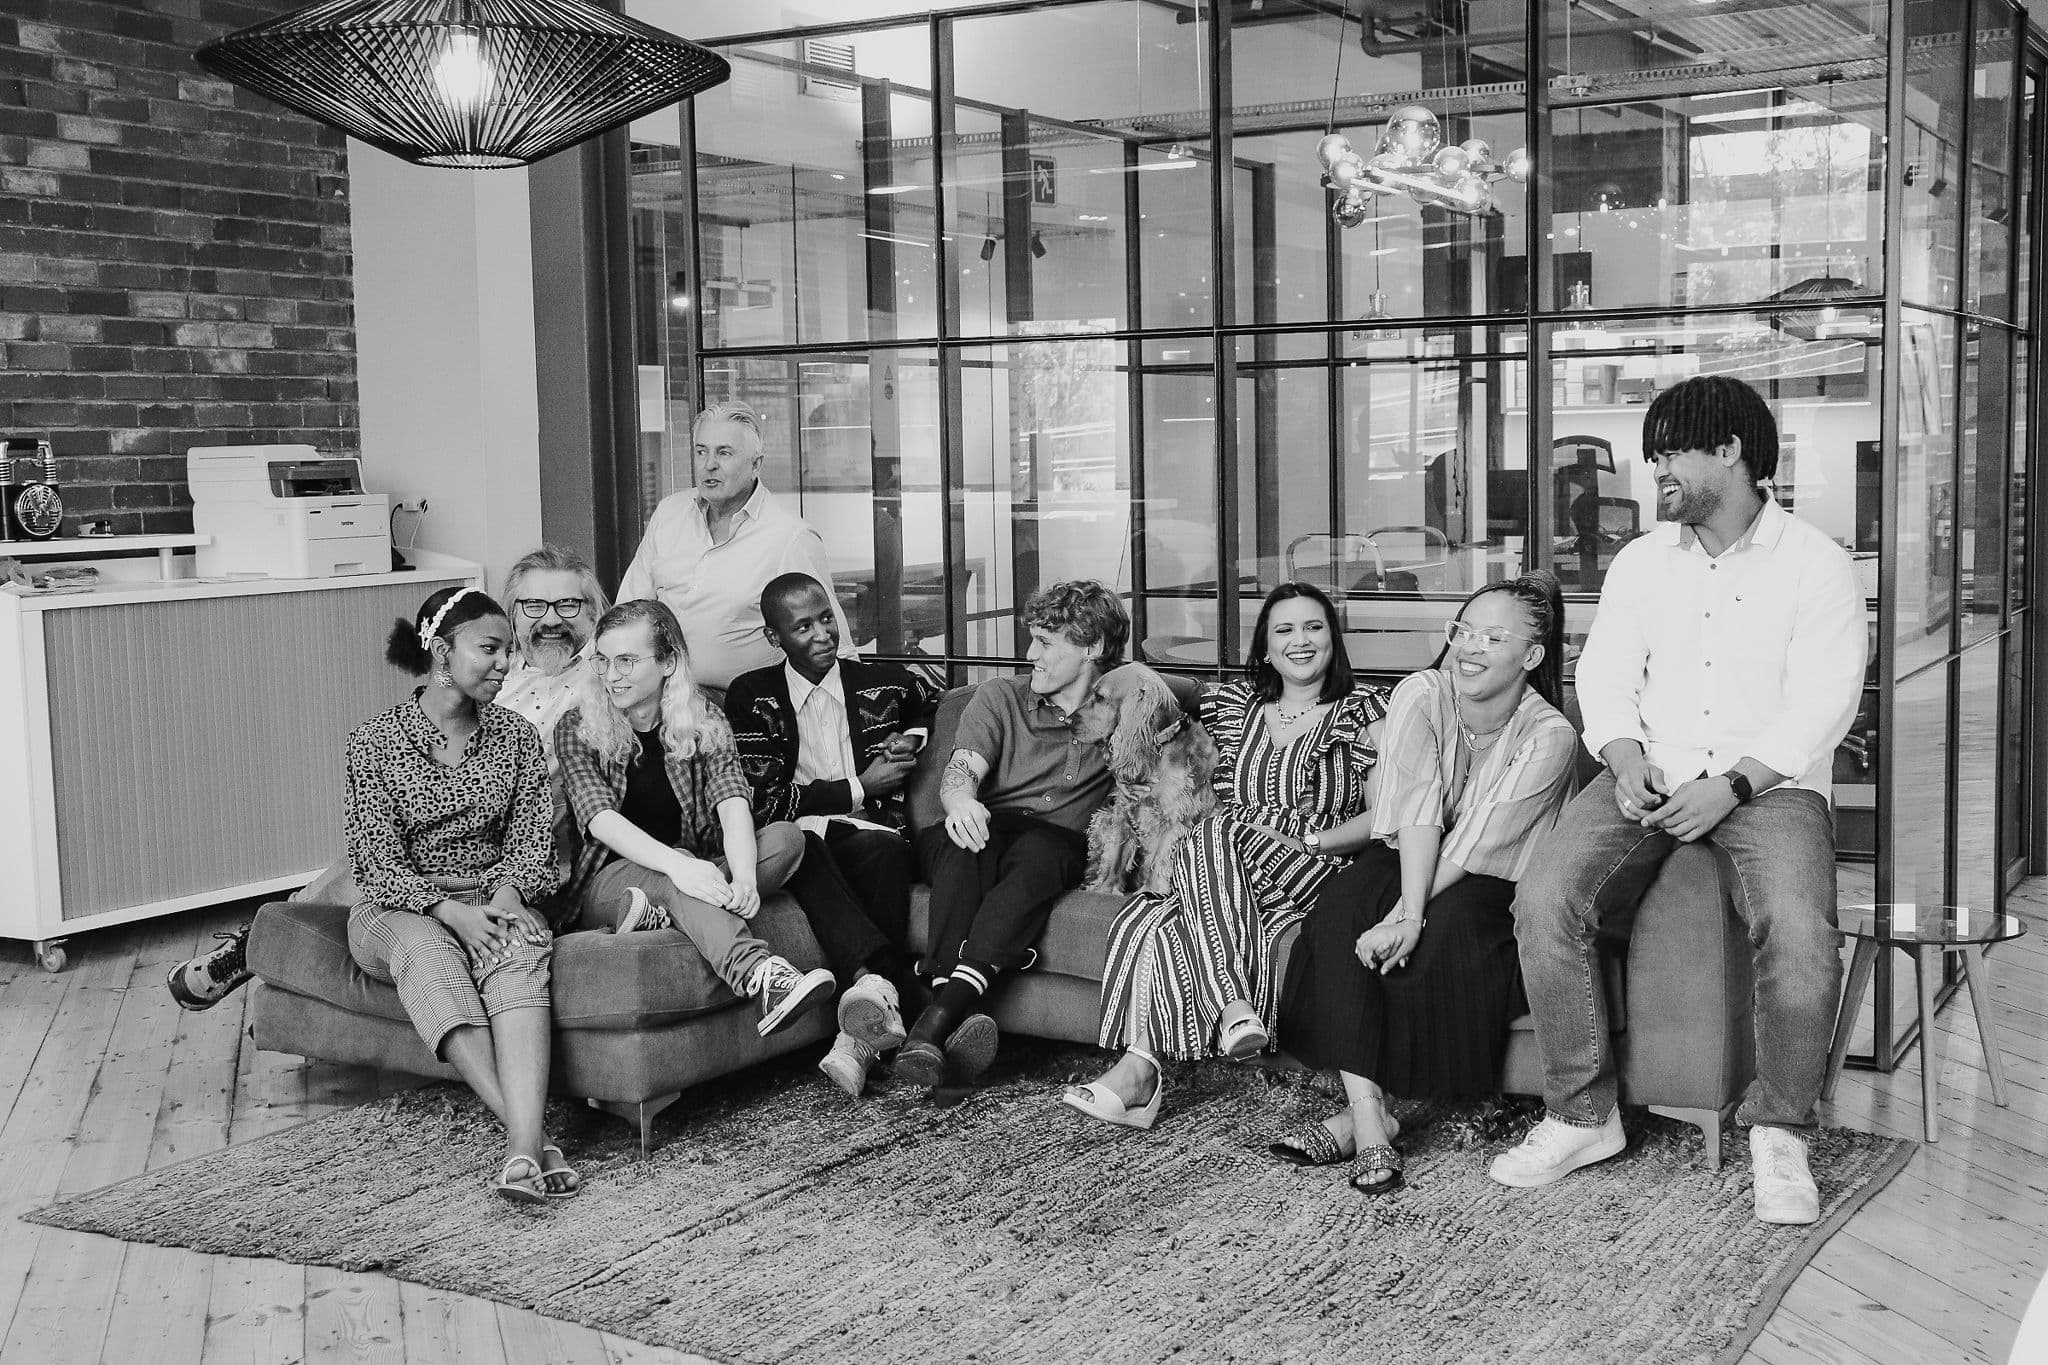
[941,1014,999,1087]
[166,929,252,1011]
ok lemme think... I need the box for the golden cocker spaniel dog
[1071,663,1219,895]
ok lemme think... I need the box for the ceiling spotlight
[979,235,998,261]
[668,271,690,311]
[1030,232,1047,259]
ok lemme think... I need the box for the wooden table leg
[1915,944,1941,1143]
[1823,937,1881,1101]
[1960,944,2010,1108]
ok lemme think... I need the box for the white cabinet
[0,555,479,969]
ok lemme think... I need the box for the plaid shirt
[552,707,753,905]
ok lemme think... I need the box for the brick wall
[0,0,356,536]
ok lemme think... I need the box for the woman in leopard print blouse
[343,585,573,1206]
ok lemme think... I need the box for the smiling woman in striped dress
[1060,582,1388,1131]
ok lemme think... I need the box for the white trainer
[1488,1109,1627,1188]
[1750,1125,1821,1225]
[818,1031,880,1097]
[836,973,907,1052]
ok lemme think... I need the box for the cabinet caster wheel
[35,943,66,973]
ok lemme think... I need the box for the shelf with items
[0,534,209,581]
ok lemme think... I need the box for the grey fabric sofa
[248,675,1754,1167]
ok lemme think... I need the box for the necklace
[1457,708,1511,753]
[1273,699,1322,725]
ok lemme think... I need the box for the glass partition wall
[625,0,2041,1067]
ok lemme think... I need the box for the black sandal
[1349,1144,1404,1195]
[1268,1122,1352,1167]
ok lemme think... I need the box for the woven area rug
[29,1041,1910,1364]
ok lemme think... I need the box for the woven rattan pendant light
[195,0,731,169]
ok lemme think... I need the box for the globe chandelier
[1317,111,1532,223]
[195,0,732,170]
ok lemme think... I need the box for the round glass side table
[1821,903,2029,1142]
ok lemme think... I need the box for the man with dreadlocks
[1489,374,1865,1226]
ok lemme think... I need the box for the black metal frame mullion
[1212,1,1241,667]
[1125,138,1150,658]
[2026,28,2048,877]
[1525,0,1552,577]
[933,15,968,684]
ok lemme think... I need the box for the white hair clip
[419,585,481,649]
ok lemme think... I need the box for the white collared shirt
[1573,497,1865,800]
[787,661,865,819]
[493,654,585,774]
[616,480,856,691]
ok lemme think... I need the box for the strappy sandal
[539,1145,581,1200]
[493,1154,549,1206]
[1350,1144,1405,1196]
[1268,1122,1352,1167]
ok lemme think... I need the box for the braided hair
[1640,374,1779,485]
[1434,571,1567,710]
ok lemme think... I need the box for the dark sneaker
[754,957,836,1037]
[615,887,673,934]
[942,1013,999,1086]
[166,929,252,1011]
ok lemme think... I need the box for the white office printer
[188,445,391,578]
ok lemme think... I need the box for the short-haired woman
[1273,573,1577,1195]
[553,600,836,1036]
[1063,582,1387,1129]
[345,585,571,1204]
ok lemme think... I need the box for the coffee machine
[0,439,64,541]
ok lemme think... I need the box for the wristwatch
[1724,771,1753,804]
[1303,831,1323,854]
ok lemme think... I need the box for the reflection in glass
[956,340,1130,658]
[2014,337,2031,613]
[1957,642,2002,920]
[1540,310,1880,597]
[690,33,935,349]
[1901,0,1969,311]
[1140,366,1220,668]
[1959,325,2011,644]
[1888,663,1951,918]
[949,1,1211,338]
[700,349,943,656]
[2003,627,2028,875]
[1965,2,2018,320]
[1895,308,1959,678]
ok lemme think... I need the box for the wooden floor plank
[494,1304,615,1365]
[305,1267,405,1365]
[201,1254,308,1365]
[397,1280,509,1365]
[1765,1266,2002,1365]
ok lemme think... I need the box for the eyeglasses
[1443,619,1535,652]
[595,653,649,678]
[515,597,586,619]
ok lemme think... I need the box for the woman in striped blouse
[1062,582,1387,1131]
[1274,572,1578,1195]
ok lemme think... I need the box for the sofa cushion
[248,893,830,1034]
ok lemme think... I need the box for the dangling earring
[435,667,455,688]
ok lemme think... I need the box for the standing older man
[617,401,855,697]
[164,544,610,1012]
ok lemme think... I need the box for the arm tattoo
[940,752,980,799]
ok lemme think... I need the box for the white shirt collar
[693,478,773,530]
[785,660,846,713]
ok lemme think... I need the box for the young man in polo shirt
[894,580,1127,1089]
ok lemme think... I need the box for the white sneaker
[1488,1109,1627,1188]
[818,1031,879,1097]
[1750,1125,1820,1225]
[836,974,907,1052]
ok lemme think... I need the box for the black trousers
[1279,842,1523,1100]
[783,825,918,993]
[915,810,1088,981]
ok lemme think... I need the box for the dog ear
[1108,679,1163,779]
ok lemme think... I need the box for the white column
[348,142,542,593]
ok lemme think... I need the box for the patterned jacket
[723,658,940,828]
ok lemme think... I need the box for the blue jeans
[1511,773,1843,1130]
